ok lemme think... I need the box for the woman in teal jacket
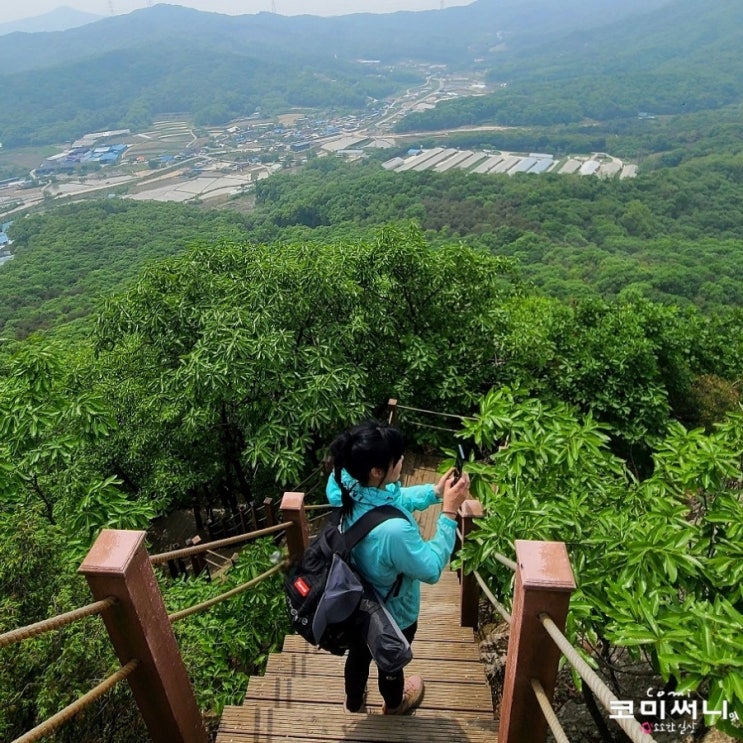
[326,421,470,715]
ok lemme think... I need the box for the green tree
[0,339,157,553]
[459,387,743,738]
[91,225,518,512]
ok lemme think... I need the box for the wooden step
[282,634,480,661]
[410,623,475,642]
[265,653,487,685]
[244,674,493,714]
[218,702,498,742]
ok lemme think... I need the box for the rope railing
[539,612,658,743]
[473,570,512,625]
[168,561,287,623]
[463,534,661,743]
[456,526,517,572]
[0,596,118,649]
[530,678,571,743]
[12,659,139,743]
[150,522,289,564]
[491,552,517,572]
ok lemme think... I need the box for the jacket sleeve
[394,483,439,512]
[326,473,342,507]
[382,515,457,585]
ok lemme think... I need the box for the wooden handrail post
[387,397,398,425]
[498,540,576,743]
[79,530,208,743]
[459,499,483,628]
[281,492,309,562]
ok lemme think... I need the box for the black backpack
[284,505,413,672]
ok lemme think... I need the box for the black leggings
[344,621,418,711]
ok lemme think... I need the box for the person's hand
[433,468,454,499]
[442,471,470,517]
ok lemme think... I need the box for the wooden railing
[1,516,293,743]
[3,396,651,743]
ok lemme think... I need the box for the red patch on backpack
[294,577,311,597]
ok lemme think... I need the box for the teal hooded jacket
[326,469,457,630]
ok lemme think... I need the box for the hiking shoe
[383,675,425,715]
[344,688,367,714]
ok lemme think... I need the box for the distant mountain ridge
[0,0,734,149]
[0,6,101,36]
[0,0,672,76]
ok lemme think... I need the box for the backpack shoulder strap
[341,505,408,551]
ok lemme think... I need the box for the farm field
[383,148,635,178]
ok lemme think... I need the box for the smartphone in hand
[452,444,466,484]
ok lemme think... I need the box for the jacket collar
[340,468,399,507]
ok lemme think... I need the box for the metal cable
[473,570,511,625]
[168,561,287,623]
[12,659,139,743]
[407,420,460,433]
[531,677,571,743]
[0,597,117,649]
[292,465,324,491]
[150,522,289,564]
[395,404,475,421]
[539,613,658,743]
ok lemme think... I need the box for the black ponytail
[329,431,356,517]
[328,421,405,517]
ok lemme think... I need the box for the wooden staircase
[216,454,497,742]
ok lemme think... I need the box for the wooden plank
[244,675,493,714]
[265,654,487,685]
[282,635,480,661]
[410,624,475,642]
[218,703,497,743]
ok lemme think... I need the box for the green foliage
[246,159,743,312]
[91,225,517,510]
[471,294,743,462]
[0,200,248,340]
[0,339,158,559]
[162,538,289,716]
[459,387,743,736]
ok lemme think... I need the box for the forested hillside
[4,152,743,340]
[398,0,743,131]
[0,0,669,76]
[1,0,742,740]
[2,226,741,739]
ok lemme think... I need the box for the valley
[0,68,635,220]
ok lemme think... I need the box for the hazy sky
[0,1,474,24]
